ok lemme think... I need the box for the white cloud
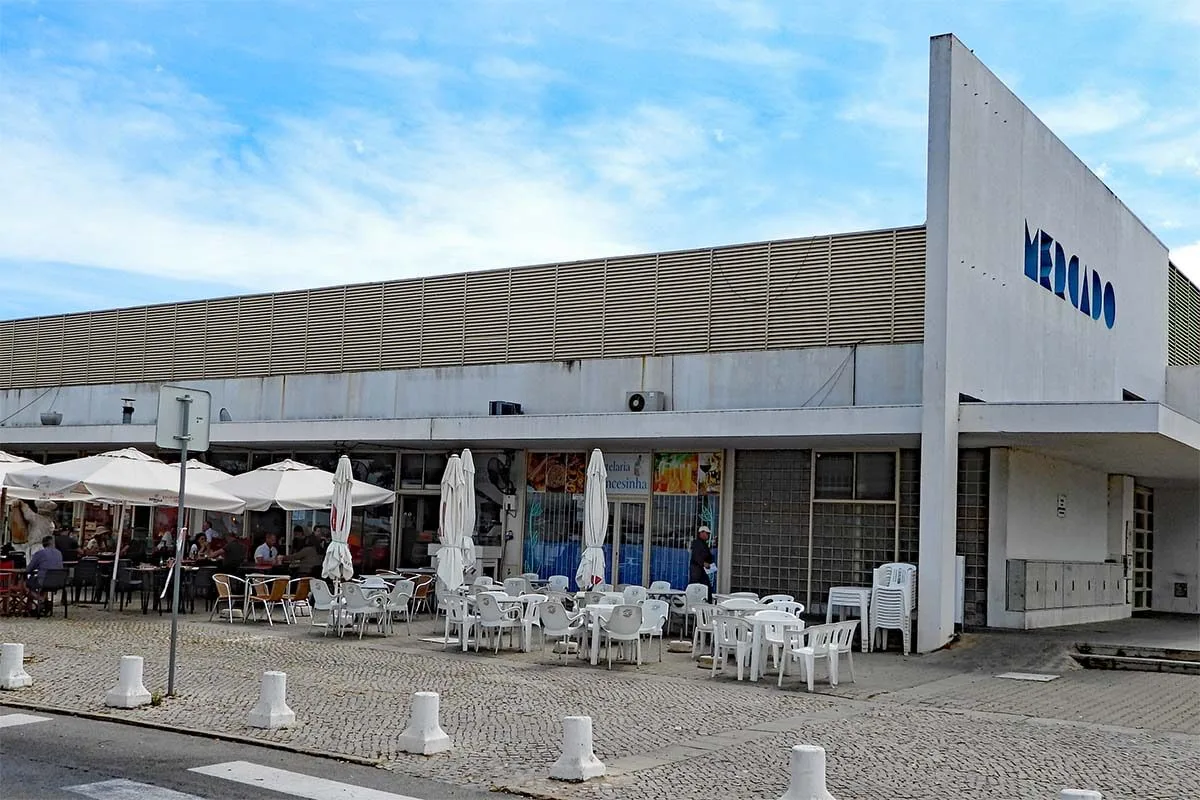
[1036,88,1147,138]
[329,52,449,81]
[1173,241,1200,285]
[474,56,563,84]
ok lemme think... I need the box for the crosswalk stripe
[0,713,50,729]
[190,761,423,800]
[64,778,204,800]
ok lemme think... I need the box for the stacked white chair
[869,562,917,655]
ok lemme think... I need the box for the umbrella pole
[107,504,126,609]
[167,430,190,697]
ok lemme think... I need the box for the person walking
[689,524,714,601]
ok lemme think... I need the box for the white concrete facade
[1,34,1197,650]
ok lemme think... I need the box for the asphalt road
[0,709,510,800]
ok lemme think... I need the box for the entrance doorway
[607,499,648,586]
[1131,486,1154,611]
[397,494,440,569]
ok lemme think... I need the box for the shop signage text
[604,453,650,494]
[1023,221,1116,329]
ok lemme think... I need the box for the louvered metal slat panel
[1168,264,1200,365]
[115,308,147,382]
[35,316,65,386]
[601,255,656,357]
[828,231,897,345]
[766,235,830,348]
[506,265,556,362]
[172,303,207,380]
[554,260,605,360]
[381,281,422,369]
[270,293,309,376]
[142,305,177,382]
[236,296,273,376]
[342,283,384,372]
[9,319,38,388]
[710,243,768,351]
[419,275,465,367]
[87,311,118,384]
[463,271,509,365]
[203,300,239,378]
[654,250,710,354]
[0,321,14,387]
[892,227,926,342]
[305,287,346,373]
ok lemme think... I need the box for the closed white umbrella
[460,449,478,577]
[322,455,355,582]
[213,459,394,511]
[576,449,608,591]
[436,455,467,593]
[3,448,245,512]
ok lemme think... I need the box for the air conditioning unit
[488,401,523,416]
[626,390,666,412]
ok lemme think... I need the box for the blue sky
[1,0,1198,320]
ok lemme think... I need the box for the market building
[1,35,1197,652]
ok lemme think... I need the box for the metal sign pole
[166,394,191,697]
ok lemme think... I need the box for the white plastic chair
[718,597,763,614]
[443,594,477,652]
[622,585,648,605]
[829,620,860,683]
[539,600,585,661]
[519,593,547,651]
[870,562,917,654]
[520,572,540,585]
[778,623,839,691]
[381,579,415,635]
[673,583,710,636]
[691,603,717,656]
[307,578,342,635]
[595,583,614,593]
[504,577,529,597]
[600,604,643,669]
[727,591,760,601]
[753,609,804,670]
[547,575,569,592]
[768,600,805,616]
[638,598,669,661]
[710,614,752,680]
[475,593,522,653]
[340,583,386,639]
[760,593,795,604]
[648,580,672,592]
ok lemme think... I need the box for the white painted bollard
[248,670,295,729]
[779,744,836,800]
[396,691,452,755]
[550,715,605,782]
[104,655,151,708]
[1059,791,1102,799]
[0,643,32,690]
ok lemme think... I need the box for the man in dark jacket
[689,524,714,599]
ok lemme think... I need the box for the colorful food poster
[653,453,699,495]
[527,452,550,491]
[563,452,587,495]
[698,452,723,495]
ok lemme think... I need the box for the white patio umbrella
[212,458,395,511]
[177,459,233,484]
[460,449,478,577]
[322,455,355,583]
[576,449,608,591]
[435,455,468,593]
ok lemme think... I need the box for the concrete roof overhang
[959,402,1200,487]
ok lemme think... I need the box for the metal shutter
[143,305,177,382]
[203,299,239,378]
[0,321,12,387]
[464,270,509,366]
[1168,264,1200,366]
[270,293,308,376]
[602,254,656,358]
[710,243,768,352]
[343,283,384,372]
[653,250,710,354]
[35,316,65,387]
[766,235,831,348]
[507,265,556,362]
[305,287,345,373]
[381,281,422,369]
[554,260,604,360]
[9,319,38,388]
[172,302,207,381]
[419,275,465,367]
[236,295,273,376]
[86,311,118,384]
[892,226,926,342]
[828,229,897,345]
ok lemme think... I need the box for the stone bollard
[104,656,151,708]
[0,643,32,690]
[248,670,295,729]
[550,715,605,782]
[779,744,836,800]
[396,691,452,755]
[1059,791,1102,799]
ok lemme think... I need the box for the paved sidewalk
[1,607,1197,799]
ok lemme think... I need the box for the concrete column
[1106,475,1134,562]
[986,449,1013,628]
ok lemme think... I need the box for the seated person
[124,537,149,564]
[187,533,210,561]
[284,536,324,577]
[25,535,64,613]
[253,533,281,568]
[215,535,246,571]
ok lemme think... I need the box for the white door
[1131,486,1153,611]
[607,499,648,587]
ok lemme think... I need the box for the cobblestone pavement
[1,607,1197,799]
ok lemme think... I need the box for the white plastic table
[746,614,804,682]
[583,604,617,665]
[826,586,871,652]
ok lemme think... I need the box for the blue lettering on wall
[1023,221,1116,329]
